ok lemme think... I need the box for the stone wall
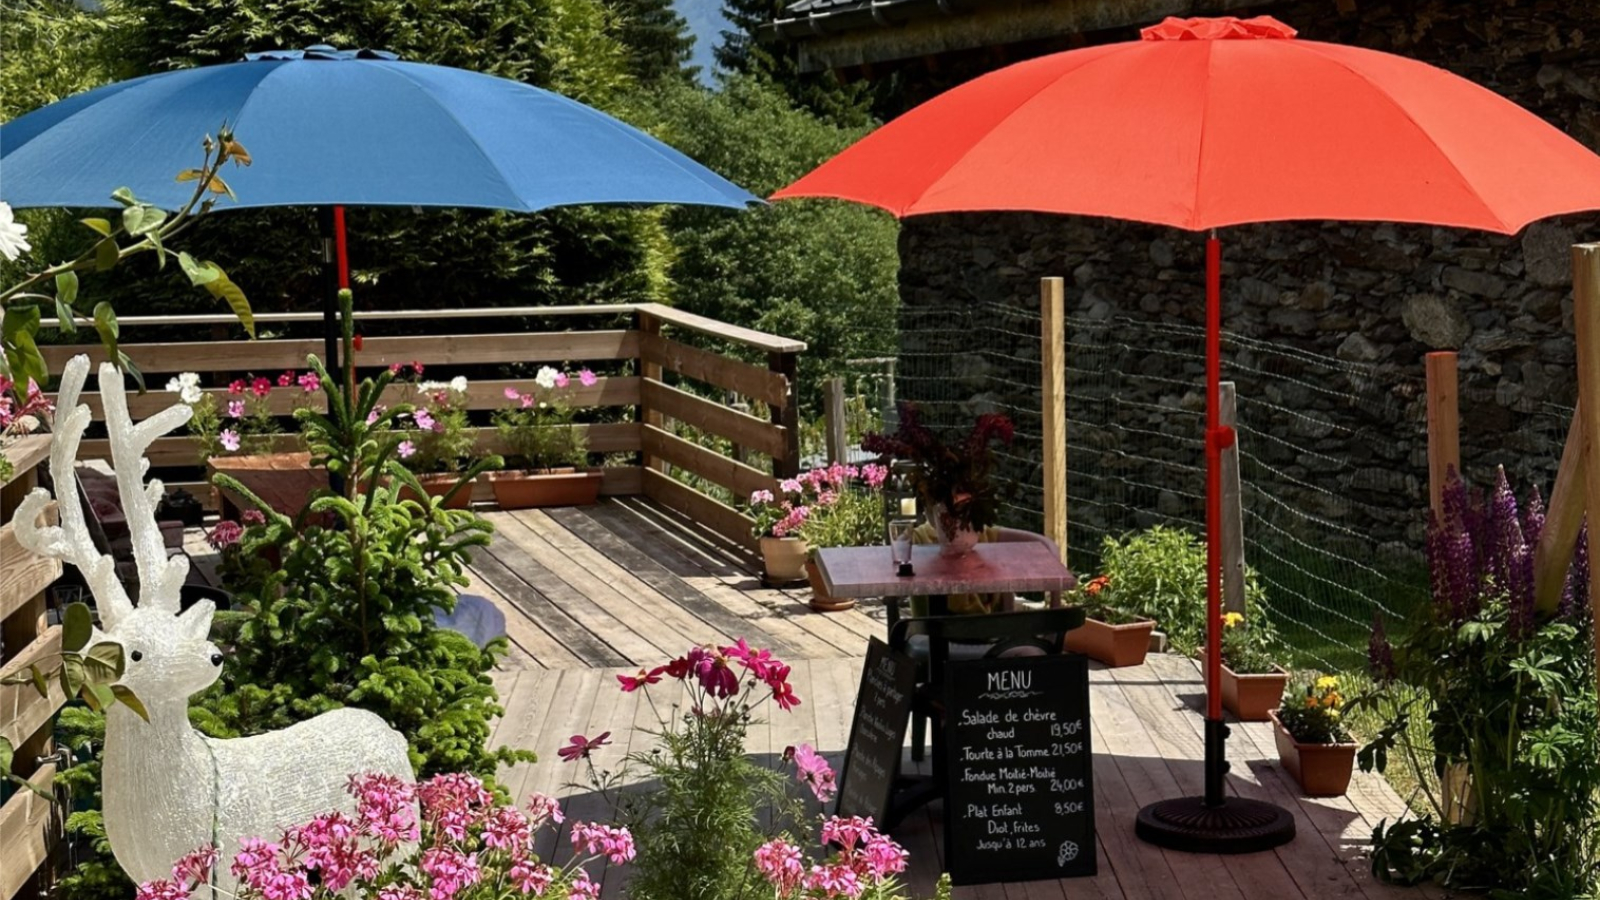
[897,0,1599,556]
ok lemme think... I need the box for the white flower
[416,380,447,394]
[449,375,469,393]
[0,203,31,262]
[534,366,559,390]
[164,372,203,404]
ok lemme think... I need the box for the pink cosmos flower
[413,409,436,431]
[227,399,245,419]
[504,386,521,400]
[792,743,836,801]
[228,379,246,395]
[617,667,663,692]
[297,372,321,393]
[398,441,416,459]
[578,369,598,387]
[553,372,570,389]
[277,371,294,388]
[558,732,611,763]
[687,646,739,698]
[220,429,241,452]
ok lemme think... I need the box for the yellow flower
[1328,709,1342,720]
[1222,612,1244,628]
[1315,675,1338,691]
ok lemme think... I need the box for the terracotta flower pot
[1064,616,1155,667]
[401,473,473,510]
[1270,710,1357,797]
[805,558,857,612]
[485,468,602,509]
[1220,663,1289,721]
[759,536,808,585]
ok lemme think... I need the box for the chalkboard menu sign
[837,638,918,826]
[943,654,1095,885]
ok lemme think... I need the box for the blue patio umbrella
[0,47,760,360]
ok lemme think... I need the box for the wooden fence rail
[39,303,803,551]
[1,437,65,900]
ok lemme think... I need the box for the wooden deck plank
[512,508,742,650]
[456,567,572,669]
[471,534,638,667]
[525,669,604,863]
[574,501,853,660]
[594,498,882,655]
[492,667,562,804]
[492,510,711,657]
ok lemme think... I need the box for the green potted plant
[862,401,1012,557]
[750,481,812,585]
[1063,574,1157,667]
[796,463,888,611]
[488,366,602,508]
[398,375,478,509]
[1217,611,1287,720]
[1271,675,1356,796]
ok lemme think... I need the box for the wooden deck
[462,499,1440,900]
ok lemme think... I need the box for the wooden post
[1425,351,1461,520]
[824,377,847,465]
[1571,243,1600,662]
[1219,381,1246,614]
[1040,277,1068,565]
[769,351,801,481]
[637,310,664,475]
[1534,408,1586,613]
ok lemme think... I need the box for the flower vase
[926,502,980,558]
[760,536,808,585]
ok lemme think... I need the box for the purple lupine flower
[1486,467,1525,592]
[1562,522,1590,620]
[1368,614,1397,683]
[1523,485,1547,548]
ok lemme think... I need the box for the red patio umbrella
[775,14,1600,853]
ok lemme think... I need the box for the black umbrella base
[1135,796,1296,854]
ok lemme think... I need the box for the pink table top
[814,542,1076,599]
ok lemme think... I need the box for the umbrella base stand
[1134,719,1295,854]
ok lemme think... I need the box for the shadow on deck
[463,497,885,669]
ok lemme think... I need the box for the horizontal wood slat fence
[1,437,66,900]
[39,304,803,551]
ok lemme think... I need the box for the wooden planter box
[804,558,856,612]
[1064,616,1155,667]
[485,469,603,509]
[1220,663,1288,721]
[1270,710,1357,797]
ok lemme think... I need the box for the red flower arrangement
[862,401,1015,534]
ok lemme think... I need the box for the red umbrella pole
[1203,235,1233,807]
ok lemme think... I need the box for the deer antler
[14,356,136,628]
[97,362,193,613]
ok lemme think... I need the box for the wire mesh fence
[862,296,1576,672]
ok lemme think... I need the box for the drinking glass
[889,518,917,576]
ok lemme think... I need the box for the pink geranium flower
[578,369,598,387]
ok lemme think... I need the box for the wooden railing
[1,437,65,900]
[38,304,804,550]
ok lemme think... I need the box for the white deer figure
[14,356,415,889]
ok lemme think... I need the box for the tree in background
[715,0,875,128]
[629,77,898,413]
[613,0,698,83]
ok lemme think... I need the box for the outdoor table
[207,452,328,519]
[813,543,1080,828]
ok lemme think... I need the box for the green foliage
[1220,610,1279,675]
[713,0,873,127]
[0,0,112,122]
[612,0,696,83]
[494,372,590,471]
[1356,594,1600,897]
[53,708,133,900]
[208,295,522,778]
[403,381,477,475]
[798,482,886,551]
[1096,525,1267,655]
[1275,675,1351,744]
[633,77,899,414]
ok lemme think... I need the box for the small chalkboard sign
[836,638,918,826]
[942,654,1095,885]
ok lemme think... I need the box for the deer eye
[130,650,143,663]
